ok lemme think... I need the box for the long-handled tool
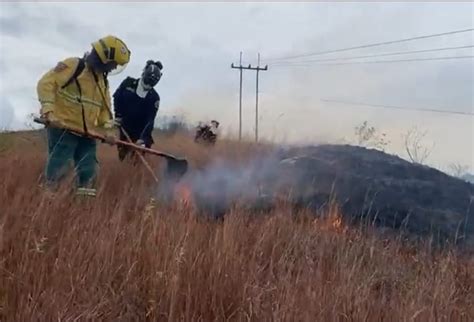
[118,125,159,183]
[34,117,188,179]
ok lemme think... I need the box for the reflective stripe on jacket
[37,57,112,134]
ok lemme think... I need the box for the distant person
[195,120,220,145]
[113,60,162,161]
[37,35,131,197]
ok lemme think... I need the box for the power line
[321,99,474,116]
[270,45,474,66]
[265,28,474,63]
[271,55,474,68]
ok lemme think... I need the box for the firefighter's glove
[41,111,61,127]
[136,139,146,148]
[114,117,122,127]
[104,119,116,129]
[103,134,116,146]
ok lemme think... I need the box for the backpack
[61,58,85,89]
[59,57,110,133]
[60,57,109,90]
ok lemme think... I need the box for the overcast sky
[0,2,472,171]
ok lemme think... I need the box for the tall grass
[0,131,473,321]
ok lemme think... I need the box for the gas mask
[141,60,163,89]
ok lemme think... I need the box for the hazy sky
[0,2,472,171]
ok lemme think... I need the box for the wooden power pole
[231,52,268,141]
[255,53,268,142]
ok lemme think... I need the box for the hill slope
[181,143,473,246]
[277,145,474,245]
[0,130,473,320]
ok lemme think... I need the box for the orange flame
[314,212,347,234]
[330,213,345,233]
[174,183,194,208]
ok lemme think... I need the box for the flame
[314,212,347,234]
[330,213,345,233]
[174,183,194,209]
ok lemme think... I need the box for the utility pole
[231,52,268,141]
[231,52,244,140]
[239,52,243,141]
[255,53,268,142]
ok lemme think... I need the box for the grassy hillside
[0,130,473,321]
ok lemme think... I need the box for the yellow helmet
[91,35,131,66]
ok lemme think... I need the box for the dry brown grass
[0,130,473,321]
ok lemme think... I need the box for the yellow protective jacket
[37,57,112,134]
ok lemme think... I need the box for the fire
[174,183,194,209]
[329,213,345,233]
[314,212,347,234]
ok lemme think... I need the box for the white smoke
[182,153,283,215]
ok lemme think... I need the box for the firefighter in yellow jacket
[37,35,131,196]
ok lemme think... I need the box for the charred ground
[176,143,473,247]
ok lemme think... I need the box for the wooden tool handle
[33,117,185,161]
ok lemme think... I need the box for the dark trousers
[118,145,135,162]
[45,127,97,188]
[117,130,151,163]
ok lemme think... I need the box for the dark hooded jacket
[113,77,160,147]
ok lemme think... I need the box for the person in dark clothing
[195,120,220,145]
[113,60,163,161]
